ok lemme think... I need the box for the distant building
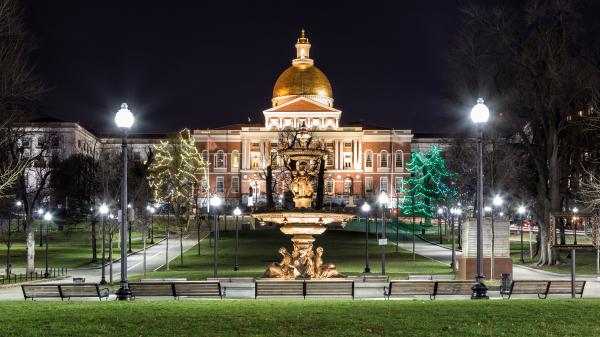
[18,31,459,208]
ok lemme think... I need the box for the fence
[0,268,68,285]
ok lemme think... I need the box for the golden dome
[273,63,333,98]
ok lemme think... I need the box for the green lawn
[0,230,151,269]
[0,300,599,337]
[142,229,453,280]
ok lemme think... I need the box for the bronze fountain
[252,125,355,279]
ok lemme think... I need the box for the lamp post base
[116,286,132,301]
[233,266,239,271]
[471,282,489,300]
[99,279,107,285]
[364,266,370,273]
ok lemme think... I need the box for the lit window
[312,119,320,128]
[215,150,225,168]
[395,150,403,168]
[231,150,239,169]
[344,142,352,148]
[326,150,334,166]
[343,178,353,194]
[216,176,224,193]
[395,176,403,193]
[231,176,240,193]
[380,177,388,193]
[365,177,374,192]
[365,151,373,168]
[201,150,209,163]
[325,179,334,194]
[344,153,352,169]
[380,151,388,168]
[251,152,261,169]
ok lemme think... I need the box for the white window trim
[364,150,373,172]
[231,176,240,193]
[216,176,225,193]
[380,176,388,193]
[395,150,403,169]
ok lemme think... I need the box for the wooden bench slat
[173,282,221,298]
[129,282,175,298]
[386,281,436,298]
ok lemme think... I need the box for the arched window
[343,177,353,195]
[395,150,403,168]
[215,150,225,168]
[365,150,373,168]
[231,150,239,169]
[325,178,334,195]
[380,150,388,168]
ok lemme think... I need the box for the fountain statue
[253,124,355,279]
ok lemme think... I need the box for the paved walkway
[0,234,204,300]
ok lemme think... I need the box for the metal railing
[0,268,68,284]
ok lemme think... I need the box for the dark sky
[24,0,472,134]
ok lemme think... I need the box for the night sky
[24,0,480,134]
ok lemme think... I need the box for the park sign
[549,212,598,250]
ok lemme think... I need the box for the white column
[357,140,362,170]
[352,140,357,168]
[259,141,264,169]
[336,140,340,170]
[241,140,247,169]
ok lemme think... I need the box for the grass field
[0,299,598,337]
[0,231,150,269]
[142,229,453,280]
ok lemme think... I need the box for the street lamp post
[361,202,371,273]
[379,192,389,275]
[233,207,241,271]
[99,204,108,284]
[437,208,443,244]
[518,205,526,263]
[37,209,44,247]
[470,97,489,299]
[147,206,155,244]
[490,195,503,279]
[43,212,52,278]
[210,196,222,277]
[115,102,134,301]
[15,201,22,233]
[573,207,579,245]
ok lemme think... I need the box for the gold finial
[298,28,309,43]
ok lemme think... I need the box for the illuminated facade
[195,31,413,206]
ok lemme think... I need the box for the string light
[401,145,457,218]
[148,129,209,208]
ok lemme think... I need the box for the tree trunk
[180,227,183,265]
[91,216,97,263]
[25,212,35,274]
[166,210,170,271]
[266,165,274,208]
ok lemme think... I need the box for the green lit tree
[402,146,456,219]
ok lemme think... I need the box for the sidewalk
[0,234,203,300]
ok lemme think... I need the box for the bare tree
[0,0,43,198]
[449,1,600,265]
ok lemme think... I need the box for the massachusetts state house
[195,31,415,207]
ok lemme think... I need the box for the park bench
[255,280,304,299]
[501,280,586,299]
[59,284,109,301]
[385,280,476,300]
[22,284,109,301]
[384,281,437,299]
[172,281,222,299]
[434,281,476,299]
[129,281,223,300]
[22,284,62,300]
[547,280,586,298]
[304,280,354,299]
[129,282,176,299]
[349,275,389,283]
[501,280,551,299]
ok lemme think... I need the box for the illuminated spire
[293,28,313,65]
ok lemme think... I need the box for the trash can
[501,273,512,293]
[421,228,426,236]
